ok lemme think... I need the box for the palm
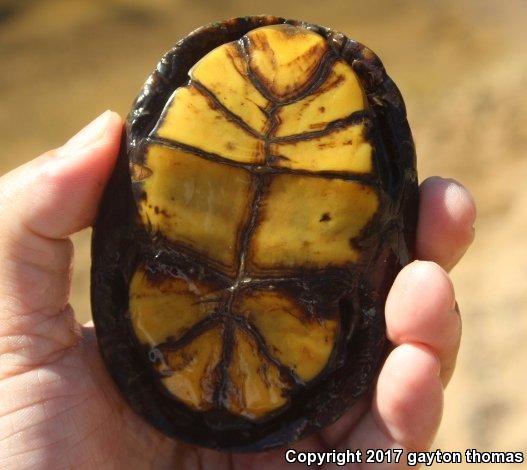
[6,320,366,469]
[7,323,369,469]
[0,114,474,469]
[0,325,162,468]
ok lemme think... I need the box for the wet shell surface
[91,15,418,451]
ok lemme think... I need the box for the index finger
[416,177,476,271]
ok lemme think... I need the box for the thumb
[0,110,122,378]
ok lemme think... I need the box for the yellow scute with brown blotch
[247,174,379,273]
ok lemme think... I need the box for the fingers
[353,178,470,454]
[386,261,461,385]
[340,198,467,459]
[323,260,461,460]
[417,177,476,271]
[0,111,122,377]
[322,178,472,461]
[372,344,443,452]
[389,177,469,381]
[324,345,442,469]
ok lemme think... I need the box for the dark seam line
[269,110,370,143]
[280,51,338,105]
[238,37,279,104]
[233,316,301,387]
[140,234,235,284]
[235,269,361,285]
[211,177,269,408]
[212,36,281,403]
[140,230,362,285]
[225,176,268,312]
[240,36,338,105]
[213,320,234,408]
[235,179,265,276]
[191,80,265,139]
[147,137,379,186]
[156,316,221,352]
[213,149,269,408]
[147,136,262,167]
[264,103,280,165]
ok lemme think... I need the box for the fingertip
[2,111,124,239]
[386,260,456,336]
[374,343,443,451]
[58,110,122,155]
[106,110,123,127]
[386,260,461,384]
[76,110,123,182]
[442,178,476,227]
[417,177,476,271]
[102,111,124,147]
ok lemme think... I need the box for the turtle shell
[91,15,418,452]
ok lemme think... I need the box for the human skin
[0,111,476,469]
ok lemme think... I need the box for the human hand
[0,111,475,469]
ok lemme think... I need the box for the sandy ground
[0,0,526,465]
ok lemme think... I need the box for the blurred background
[0,0,525,464]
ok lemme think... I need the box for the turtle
[91,15,418,452]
